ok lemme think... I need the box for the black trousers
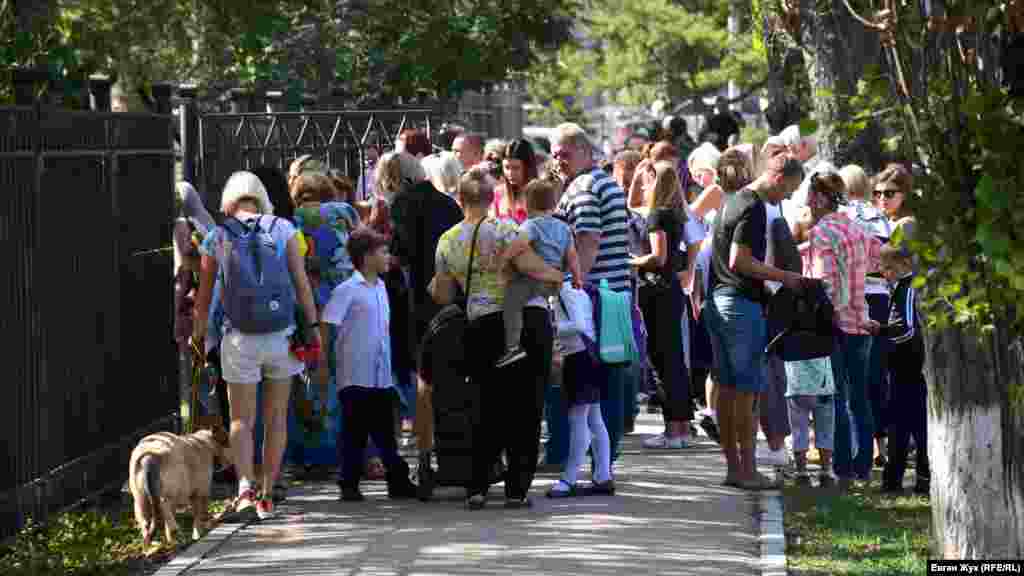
[468,309,552,499]
[883,339,930,488]
[639,282,692,423]
[339,387,410,491]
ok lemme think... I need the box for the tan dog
[129,429,230,546]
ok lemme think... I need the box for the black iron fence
[0,105,179,540]
[191,108,435,209]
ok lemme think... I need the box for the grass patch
[783,474,931,576]
[0,494,232,576]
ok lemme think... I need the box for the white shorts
[220,329,304,385]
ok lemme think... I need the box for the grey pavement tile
[184,414,761,576]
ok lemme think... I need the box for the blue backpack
[220,216,296,334]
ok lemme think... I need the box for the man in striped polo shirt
[552,123,634,469]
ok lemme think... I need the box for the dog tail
[139,454,161,515]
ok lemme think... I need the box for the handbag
[417,220,485,382]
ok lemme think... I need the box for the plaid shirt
[806,212,881,335]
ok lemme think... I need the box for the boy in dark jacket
[879,245,930,495]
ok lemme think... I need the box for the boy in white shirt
[323,227,418,502]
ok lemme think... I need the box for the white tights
[562,402,612,486]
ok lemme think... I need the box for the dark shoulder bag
[417,220,485,383]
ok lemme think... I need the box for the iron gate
[193,109,435,209]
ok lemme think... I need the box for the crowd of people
[171,113,931,518]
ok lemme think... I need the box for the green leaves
[527,0,765,113]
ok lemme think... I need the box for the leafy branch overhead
[1,0,578,106]
[527,0,766,110]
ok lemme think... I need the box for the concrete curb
[758,481,787,576]
[152,514,254,576]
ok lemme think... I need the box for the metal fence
[193,109,434,209]
[0,106,179,540]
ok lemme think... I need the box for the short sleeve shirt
[710,188,767,302]
[523,215,572,270]
[645,208,684,287]
[557,168,631,292]
[435,218,519,320]
[322,271,394,390]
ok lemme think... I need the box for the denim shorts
[706,287,767,394]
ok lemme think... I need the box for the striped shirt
[806,212,881,335]
[558,167,631,293]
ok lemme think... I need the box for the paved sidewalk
[182,413,762,576]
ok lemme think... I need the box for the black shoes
[504,496,533,509]
[699,415,720,443]
[582,480,616,496]
[495,345,528,368]
[339,487,365,502]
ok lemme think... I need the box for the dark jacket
[389,180,464,367]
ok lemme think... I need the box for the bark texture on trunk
[924,323,1024,558]
[797,0,885,169]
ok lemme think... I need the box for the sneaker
[504,496,533,509]
[546,481,577,499]
[643,434,688,449]
[339,487,365,502]
[582,480,616,496]
[235,489,257,513]
[271,482,288,503]
[495,346,527,368]
[466,494,487,510]
[698,415,720,443]
[756,447,788,467]
[256,499,276,520]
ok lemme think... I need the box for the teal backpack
[597,279,640,365]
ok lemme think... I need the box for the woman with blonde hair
[630,161,694,449]
[193,171,321,519]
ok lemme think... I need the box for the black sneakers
[495,345,528,368]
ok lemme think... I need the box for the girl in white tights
[546,288,613,497]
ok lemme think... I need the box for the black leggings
[468,309,553,499]
[639,283,692,423]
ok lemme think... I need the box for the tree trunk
[925,322,1024,558]
[798,0,885,168]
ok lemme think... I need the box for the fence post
[152,82,174,115]
[89,75,113,112]
[265,91,284,113]
[178,85,198,184]
[13,67,46,106]
[229,88,250,114]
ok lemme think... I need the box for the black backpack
[765,281,836,362]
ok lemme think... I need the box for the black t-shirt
[705,113,740,151]
[710,188,767,302]
[643,208,684,288]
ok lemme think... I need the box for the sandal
[738,473,780,491]
[546,480,577,499]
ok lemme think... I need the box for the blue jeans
[705,287,767,393]
[831,332,874,479]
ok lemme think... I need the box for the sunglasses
[873,188,900,199]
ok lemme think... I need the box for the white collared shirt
[322,270,393,390]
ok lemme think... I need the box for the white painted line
[152,516,254,576]
[758,472,787,576]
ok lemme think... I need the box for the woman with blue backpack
[193,171,322,520]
